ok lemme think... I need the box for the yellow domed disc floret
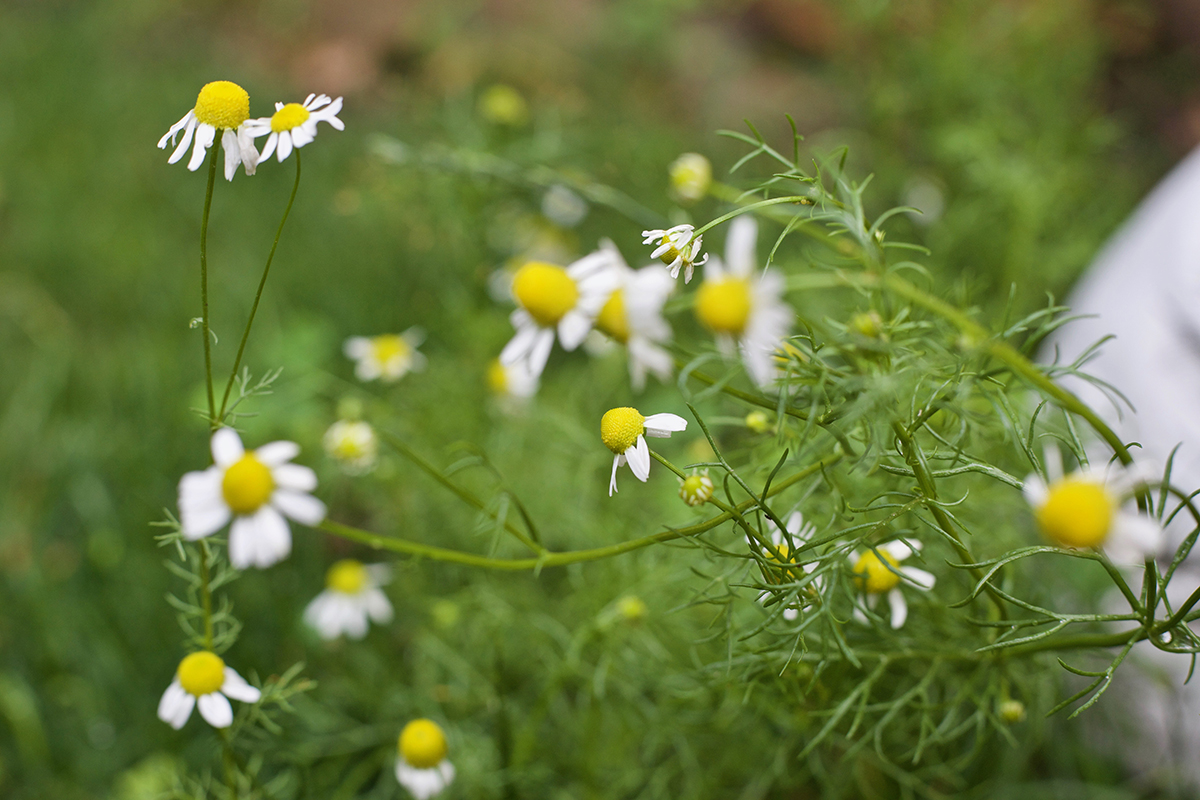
[222,453,275,515]
[177,651,226,696]
[512,262,579,327]
[595,289,630,343]
[854,549,902,594]
[371,335,410,366]
[194,81,250,130]
[600,407,645,454]
[399,719,448,769]
[765,541,793,584]
[1036,477,1113,548]
[679,474,713,507]
[271,102,311,133]
[695,277,752,334]
[326,559,368,594]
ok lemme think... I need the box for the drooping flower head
[848,540,935,629]
[500,251,618,379]
[1023,451,1161,565]
[177,428,326,569]
[344,329,426,383]
[245,94,344,164]
[157,651,261,729]
[592,242,676,391]
[600,407,687,496]
[304,559,393,640]
[395,719,456,799]
[694,216,794,388]
[642,223,707,283]
[158,80,259,181]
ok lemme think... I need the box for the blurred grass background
[2,0,1200,797]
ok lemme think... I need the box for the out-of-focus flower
[344,329,426,383]
[642,224,707,283]
[487,358,538,400]
[157,652,260,729]
[158,80,258,181]
[396,719,455,799]
[848,540,935,629]
[592,242,675,391]
[600,407,687,496]
[177,428,325,569]
[669,153,711,203]
[304,559,393,640]
[245,93,343,164]
[478,84,528,126]
[541,185,588,228]
[678,471,714,507]
[323,419,378,474]
[694,216,794,388]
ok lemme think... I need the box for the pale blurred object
[478,84,529,126]
[669,153,712,204]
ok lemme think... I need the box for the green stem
[217,150,302,424]
[199,138,220,429]
[199,540,214,650]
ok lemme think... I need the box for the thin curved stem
[217,150,302,424]
[199,139,220,429]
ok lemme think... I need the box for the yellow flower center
[695,277,752,334]
[326,559,369,594]
[177,651,226,696]
[487,359,509,393]
[854,550,902,594]
[371,335,410,366]
[617,595,648,621]
[331,433,367,460]
[657,243,682,266]
[270,102,311,133]
[1035,477,1113,548]
[221,453,275,515]
[512,262,579,327]
[765,541,793,584]
[398,719,448,769]
[595,289,630,343]
[679,474,713,506]
[193,81,250,130]
[745,411,771,433]
[600,407,645,454]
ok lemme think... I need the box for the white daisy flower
[244,94,344,164]
[487,357,539,400]
[758,511,820,621]
[678,470,714,507]
[323,420,378,475]
[669,153,712,204]
[1023,450,1162,565]
[500,253,619,379]
[848,540,936,629]
[177,428,326,570]
[600,407,688,496]
[642,223,707,283]
[303,559,393,640]
[592,242,677,392]
[157,651,261,730]
[157,80,258,181]
[396,719,456,800]
[344,329,426,383]
[694,216,795,388]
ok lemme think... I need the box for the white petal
[783,607,799,621]
[500,319,539,365]
[609,456,620,496]
[273,463,318,491]
[290,124,314,148]
[157,680,195,730]
[304,592,345,639]
[396,760,454,800]
[222,128,240,181]
[343,336,372,359]
[276,130,293,162]
[237,125,258,175]
[259,132,279,162]
[557,310,592,351]
[889,589,908,629]
[228,507,292,569]
[197,692,233,728]
[1021,473,1048,506]
[527,329,555,378]
[881,540,919,560]
[178,468,230,539]
[167,117,197,163]
[626,436,651,482]
[363,588,394,623]
[900,566,936,591]
[187,124,216,171]
[643,413,687,436]
[725,215,758,276]
[158,110,193,149]
[256,440,300,466]
[271,490,327,525]
[1106,511,1164,565]
[220,668,261,703]
[211,428,244,466]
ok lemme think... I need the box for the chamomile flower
[592,242,676,391]
[669,153,712,204]
[848,540,935,629]
[396,719,456,799]
[758,511,820,621]
[304,559,393,640]
[600,407,687,496]
[157,80,258,181]
[500,252,618,379]
[157,651,261,730]
[1023,451,1162,565]
[245,94,344,164]
[642,223,707,283]
[487,357,539,400]
[323,419,378,474]
[177,428,326,570]
[344,329,426,383]
[678,470,714,507]
[694,216,794,388]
